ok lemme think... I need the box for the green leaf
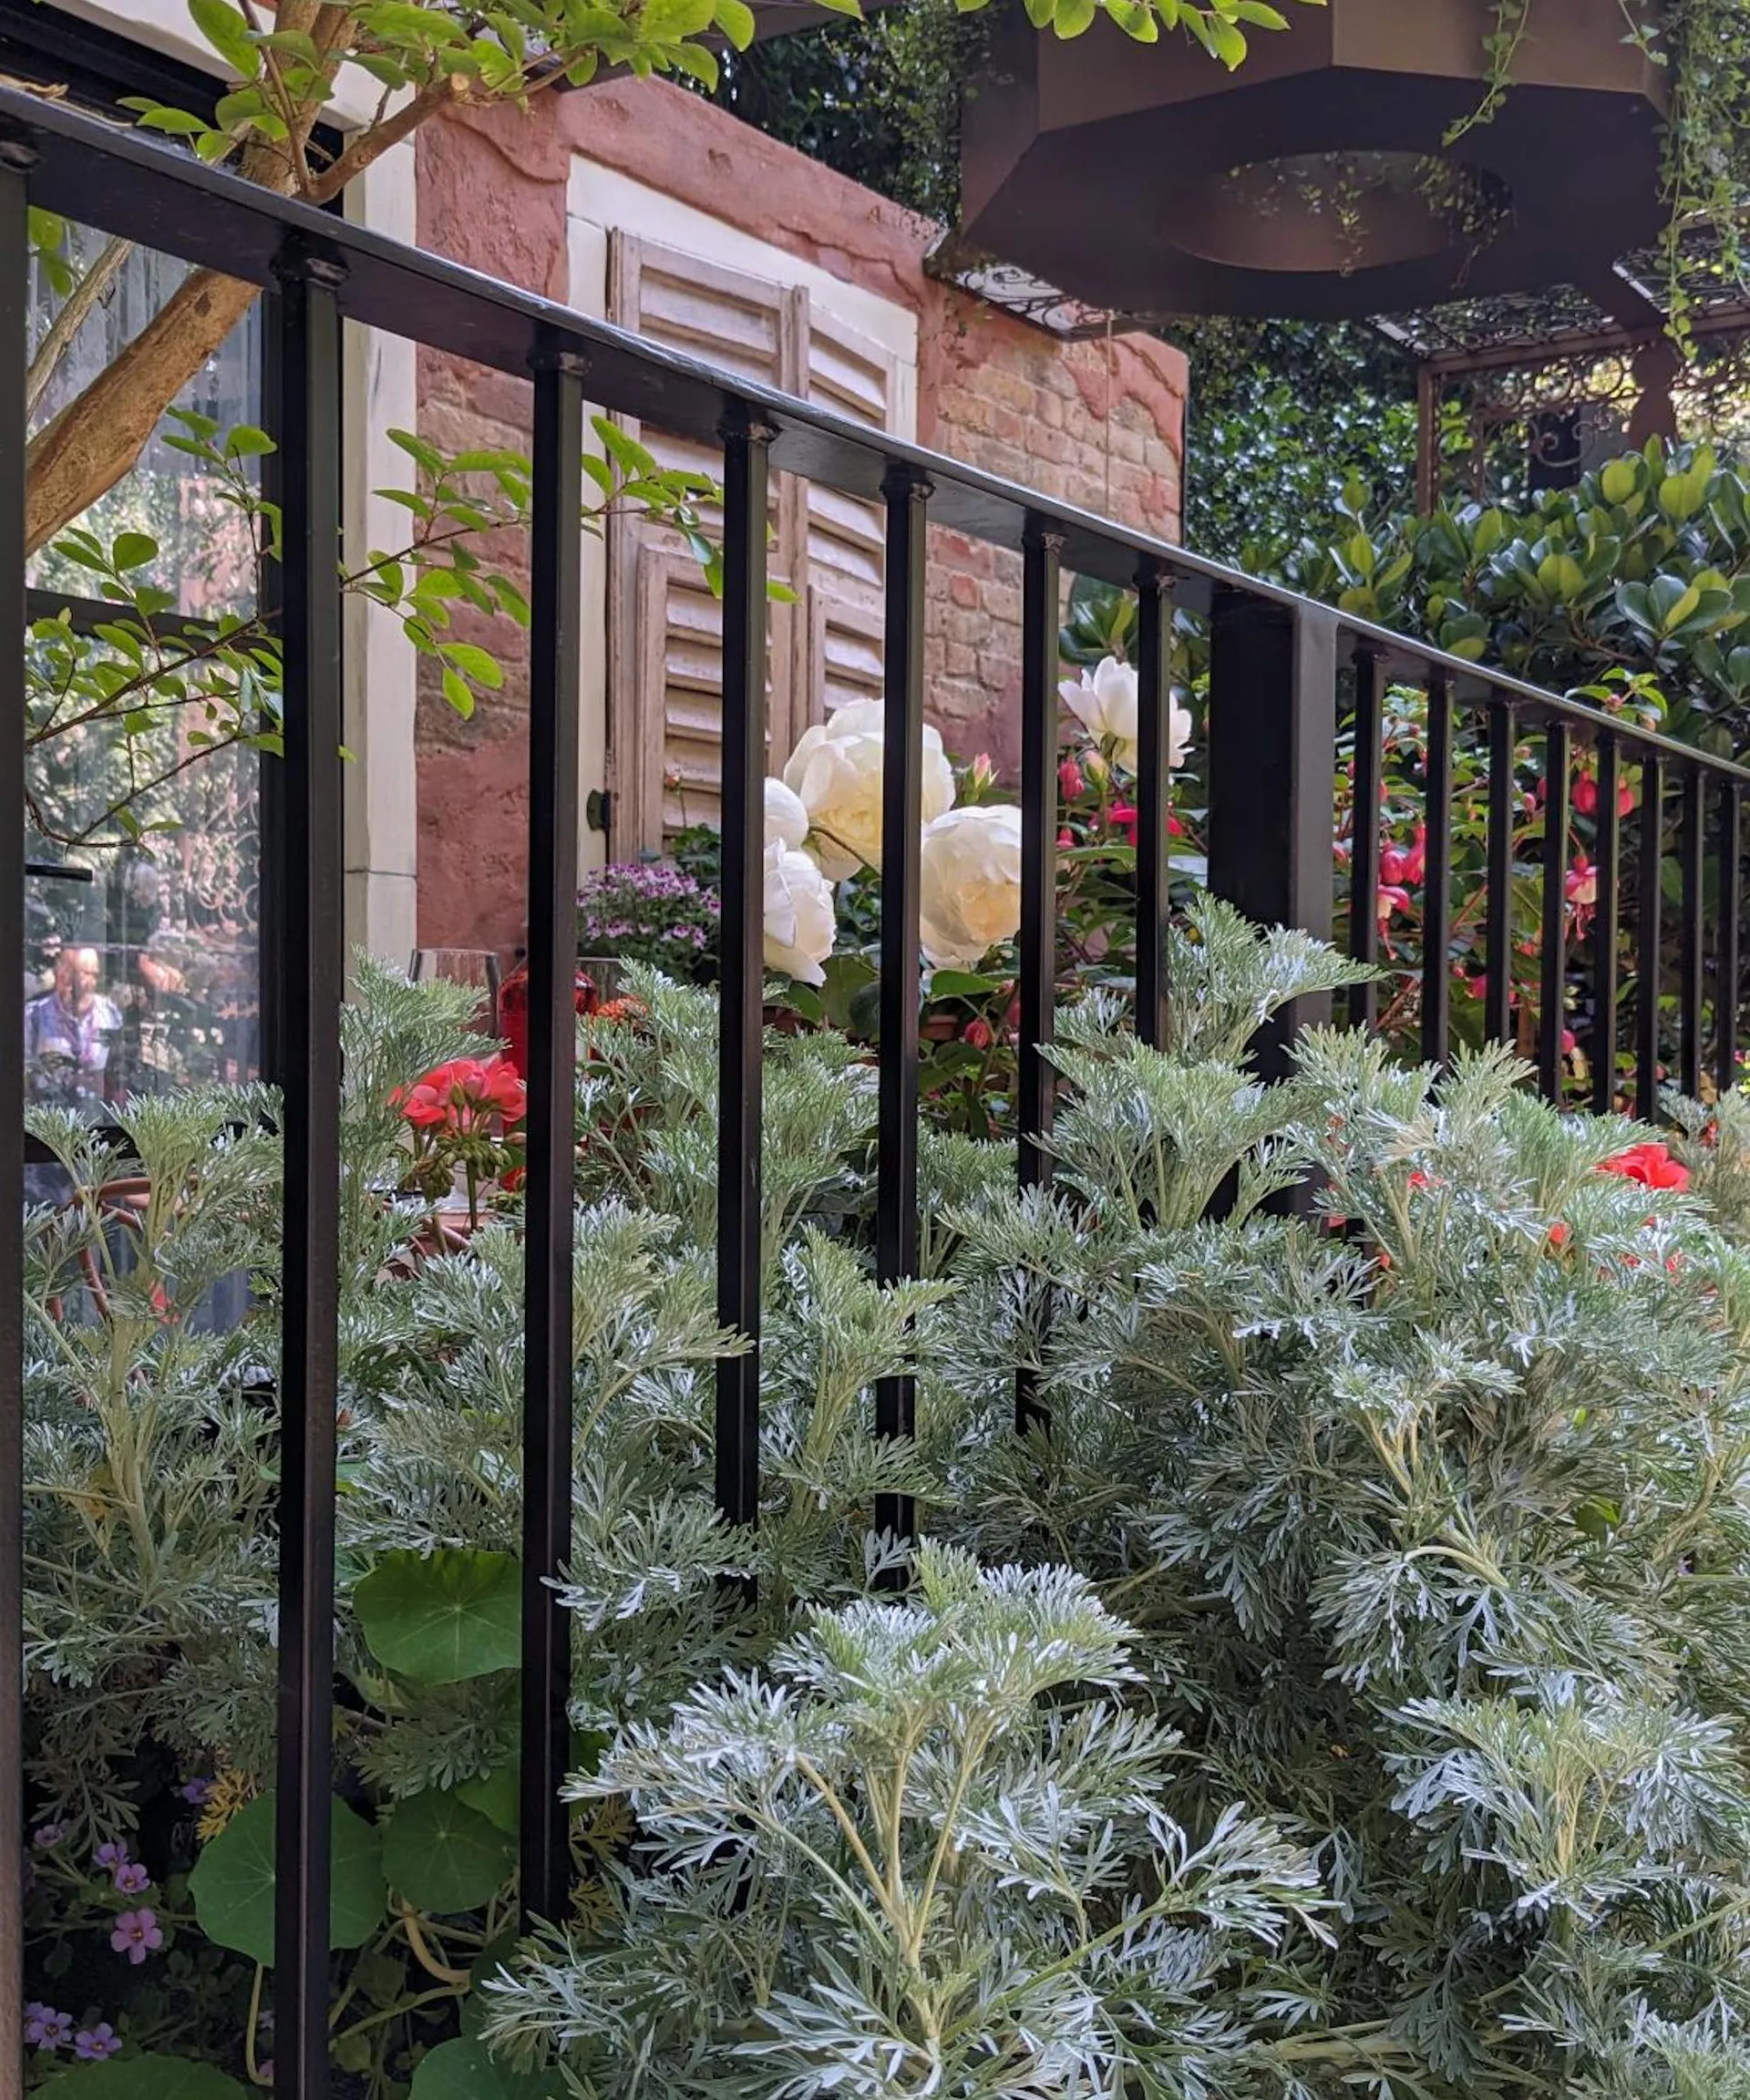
[1601,457,1640,506]
[441,666,477,718]
[384,1789,516,1914]
[225,425,276,458]
[440,642,506,691]
[111,531,160,572]
[43,2058,246,2099]
[408,2039,565,2100]
[455,1760,520,1835]
[927,969,1002,998]
[190,1794,384,1966]
[354,1548,522,1683]
[713,0,757,46]
[190,0,261,76]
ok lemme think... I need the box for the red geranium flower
[395,1055,527,1134]
[1599,1140,1689,1191]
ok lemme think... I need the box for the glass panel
[24,228,262,1109]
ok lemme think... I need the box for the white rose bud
[918,804,1024,971]
[782,699,955,880]
[763,838,836,986]
[764,776,809,851]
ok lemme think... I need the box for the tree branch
[26,237,134,418]
[309,77,463,203]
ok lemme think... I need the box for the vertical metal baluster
[1636,753,1664,1121]
[1592,736,1622,1115]
[1484,701,1515,1045]
[1420,674,1453,1067]
[874,466,929,1557]
[1134,562,1170,1050]
[715,408,773,1542]
[0,143,33,2093]
[1680,768,1705,1099]
[520,348,584,1927]
[1016,526,1062,1437]
[1717,778,1742,1096]
[269,247,346,2100]
[1349,646,1383,1032]
[1538,719,1570,1101]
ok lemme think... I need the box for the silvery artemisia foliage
[30,911,1750,2100]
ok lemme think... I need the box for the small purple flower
[113,1860,151,1896]
[178,1777,212,1807]
[110,1909,163,1965]
[75,2023,120,2061]
[93,1840,129,1873]
[25,2003,72,2051]
[31,1824,66,1849]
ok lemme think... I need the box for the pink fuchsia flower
[1057,757,1085,801]
[25,2003,72,2050]
[1108,804,1139,848]
[75,2024,120,2062]
[1566,858,1598,909]
[1375,883,1410,923]
[1562,1028,1578,1056]
[1056,827,1075,848]
[111,1909,163,1965]
[962,1018,993,1051]
[113,1860,150,1896]
[1600,1141,1689,1191]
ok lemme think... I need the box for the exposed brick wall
[411,80,1185,949]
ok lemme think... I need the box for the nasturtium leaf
[409,2039,565,2099]
[44,2057,245,2099]
[456,1760,520,1835]
[384,1789,516,1914]
[354,1548,521,1683]
[189,1793,385,1966]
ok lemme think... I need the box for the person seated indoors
[25,943,122,1107]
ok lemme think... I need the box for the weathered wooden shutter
[795,304,897,730]
[608,233,799,848]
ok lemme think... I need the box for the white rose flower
[782,700,955,880]
[763,838,836,986]
[918,804,1024,970]
[1058,655,1194,777]
[764,776,809,851]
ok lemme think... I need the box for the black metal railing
[3,81,1748,2100]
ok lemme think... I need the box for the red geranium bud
[1573,771,1598,816]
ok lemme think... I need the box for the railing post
[1484,700,1516,1046]
[267,242,347,2100]
[1680,767,1705,1099]
[1134,562,1171,1051]
[1419,674,1453,1067]
[1718,778,1742,1096]
[1207,589,1337,1077]
[1636,753,1665,1121]
[0,137,33,2095]
[874,464,929,1557]
[1349,645,1383,1032]
[520,345,585,1928]
[715,407,773,1549]
[1016,523,1062,1439]
[1592,735,1622,1113]
[1538,718,1570,1100]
